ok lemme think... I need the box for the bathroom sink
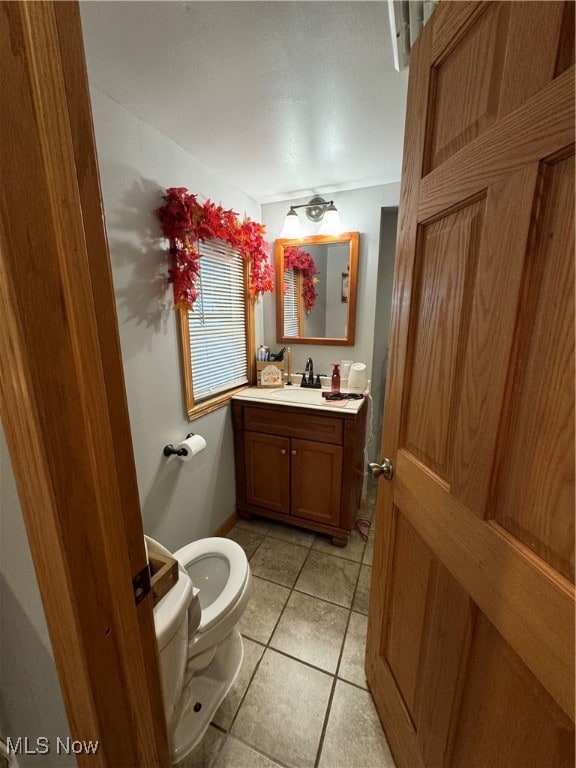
[268,388,326,405]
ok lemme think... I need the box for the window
[178,240,254,419]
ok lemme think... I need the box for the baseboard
[212,510,238,538]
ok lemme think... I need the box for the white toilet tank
[152,564,194,729]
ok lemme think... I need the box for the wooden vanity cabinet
[232,398,366,546]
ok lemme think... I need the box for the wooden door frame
[0,3,169,765]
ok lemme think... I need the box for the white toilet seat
[173,537,249,633]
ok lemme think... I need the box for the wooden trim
[178,305,195,417]
[275,231,359,346]
[186,384,252,421]
[212,510,238,537]
[0,3,169,765]
[245,259,256,385]
[345,231,359,345]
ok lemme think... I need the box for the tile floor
[177,481,396,768]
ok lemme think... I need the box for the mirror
[275,232,359,346]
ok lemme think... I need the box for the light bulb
[318,203,341,235]
[280,209,301,238]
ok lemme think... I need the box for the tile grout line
[313,520,372,768]
[214,540,315,767]
[313,606,353,768]
[222,496,377,768]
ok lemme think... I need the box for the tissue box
[257,361,284,387]
[149,552,179,606]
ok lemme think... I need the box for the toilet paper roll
[176,434,207,461]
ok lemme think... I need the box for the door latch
[369,458,393,481]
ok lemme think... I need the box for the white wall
[261,184,400,387]
[370,208,399,448]
[89,87,264,552]
[0,426,70,767]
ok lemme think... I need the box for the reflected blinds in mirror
[188,242,248,402]
[283,268,299,337]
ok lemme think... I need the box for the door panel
[450,611,575,768]
[555,1,575,75]
[244,432,290,514]
[427,2,510,171]
[384,514,436,720]
[412,566,473,767]
[448,166,539,516]
[418,67,574,223]
[403,199,484,479]
[366,3,575,766]
[291,439,342,524]
[492,152,575,580]
[427,2,564,173]
[395,449,574,716]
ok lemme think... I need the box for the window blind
[283,268,299,337]
[188,241,248,402]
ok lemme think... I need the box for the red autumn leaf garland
[156,187,274,310]
[283,246,319,312]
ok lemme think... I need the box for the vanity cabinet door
[290,439,343,526]
[244,432,290,514]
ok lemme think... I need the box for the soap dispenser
[331,363,341,394]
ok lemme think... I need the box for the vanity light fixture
[280,196,342,237]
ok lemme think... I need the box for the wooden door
[291,439,342,525]
[366,3,575,767]
[244,432,291,513]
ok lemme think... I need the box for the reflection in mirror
[275,232,359,346]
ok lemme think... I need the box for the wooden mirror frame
[275,231,359,346]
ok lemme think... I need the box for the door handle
[369,458,393,481]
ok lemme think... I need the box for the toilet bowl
[174,537,252,672]
[146,534,251,763]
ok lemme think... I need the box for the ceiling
[80,1,409,204]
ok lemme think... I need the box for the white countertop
[232,386,366,414]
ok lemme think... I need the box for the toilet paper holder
[163,433,195,458]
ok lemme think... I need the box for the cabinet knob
[280,449,287,455]
[291,450,297,455]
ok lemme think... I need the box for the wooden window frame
[178,257,256,420]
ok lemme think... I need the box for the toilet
[146,534,251,763]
